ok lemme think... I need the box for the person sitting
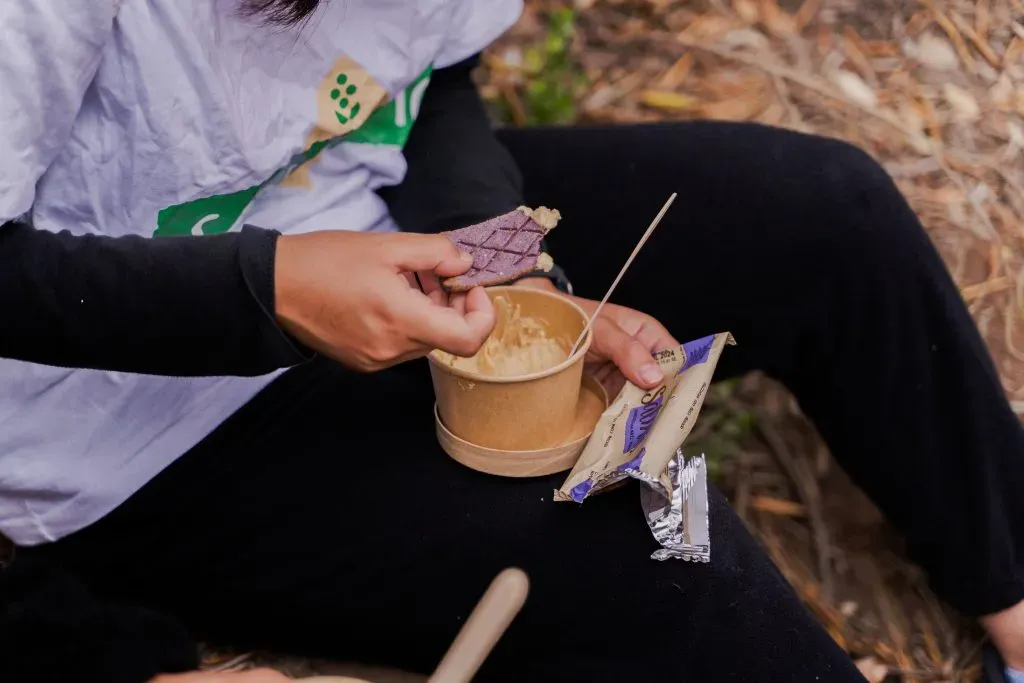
[1,1,1022,681]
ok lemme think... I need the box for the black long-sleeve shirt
[0,223,309,376]
[0,55,527,379]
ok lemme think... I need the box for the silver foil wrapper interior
[641,450,711,562]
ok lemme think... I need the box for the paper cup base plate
[434,374,608,478]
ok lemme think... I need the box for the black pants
[27,120,1024,681]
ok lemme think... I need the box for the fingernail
[639,363,663,385]
[459,250,474,262]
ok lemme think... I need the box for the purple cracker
[441,208,556,291]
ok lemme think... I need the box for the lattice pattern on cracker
[442,207,560,291]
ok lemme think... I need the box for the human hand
[981,599,1024,671]
[274,231,496,371]
[513,279,678,397]
[150,668,291,682]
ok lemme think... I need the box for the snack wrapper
[642,450,711,561]
[555,332,735,561]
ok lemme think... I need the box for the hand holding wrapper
[431,197,736,561]
[556,333,736,562]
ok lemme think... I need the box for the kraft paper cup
[428,286,593,452]
[434,373,608,477]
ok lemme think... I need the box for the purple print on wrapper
[569,479,595,503]
[624,397,662,453]
[677,335,716,375]
[617,448,645,472]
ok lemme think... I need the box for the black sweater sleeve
[378,55,569,290]
[378,54,526,233]
[0,56,548,383]
[0,221,312,376]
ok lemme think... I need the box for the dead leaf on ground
[638,90,700,111]
[855,657,889,683]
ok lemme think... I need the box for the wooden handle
[428,568,530,683]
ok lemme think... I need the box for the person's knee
[803,136,928,270]
[700,124,925,271]
[813,137,893,200]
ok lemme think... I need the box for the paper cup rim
[427,286,593,384]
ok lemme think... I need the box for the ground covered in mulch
[212,1,1023,681]
[475,1,1023,681]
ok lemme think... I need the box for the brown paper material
[434,373,608,477]
[556,332,736,502]
[428,287,593,452]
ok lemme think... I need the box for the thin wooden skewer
[428,568,530,683]
[570,193,678,355]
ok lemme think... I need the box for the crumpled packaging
[555,333,735,562]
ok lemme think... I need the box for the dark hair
[241,0,323,25]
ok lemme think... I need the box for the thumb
[592,317,665,389]
[387,233,474,277]
[404,286,496,357]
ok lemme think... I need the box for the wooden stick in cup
[428,568,530,683]
[570,193,678,355]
